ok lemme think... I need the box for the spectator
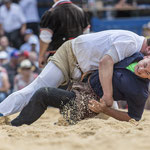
[19,0,40,36]
[0,66,10,103]
[39,0,90,68]
[115,0,134,18]
[18,51,29,64]
[20,29,39,53]
[28,51,41,74]
[13,59,38,91]
[3,50,19,92]
[0,36,14,58]
[115,0,133,8]
[0,0,26,48]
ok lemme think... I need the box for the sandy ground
[0,108,150,150]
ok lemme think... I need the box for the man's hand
[88,99,131,121]
[88,99,106,113]
[38,55,46,68]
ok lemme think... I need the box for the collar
[52,0,72,8]
[114,52,144,69]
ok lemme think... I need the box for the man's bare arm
[99,55,114,107]
[88,100,131,121]
[0,24,4,36]
[20,23,26,35]
[103,106,131,121]
[0,73,10,92]
[38,39,49,68]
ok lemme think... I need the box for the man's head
[18,59,34,77]
[135,57,150,79]
[3,0,12,9]
[141,38,150,56]
[0,36,9,49]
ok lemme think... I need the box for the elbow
[99,55,114,69]
[99,58,106,68]
[106,101,113,107]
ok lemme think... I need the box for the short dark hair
[147,38,150,46]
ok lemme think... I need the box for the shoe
[11,117,24,127]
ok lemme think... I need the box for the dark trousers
[11,87,76,126]
[27,22,39,36]
[6,29,23,49]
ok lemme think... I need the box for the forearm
[0,24,4,35]
[89,99,131,121]
[99,55,114,106]
[39,39,49,57]
[21,23,26,29]
[0,24,3,30]
[0,88,8,92]
[103,107,131,121]
[20,24,26,34]
[0,76,10,92]
[0,84,9,92]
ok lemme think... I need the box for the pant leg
[6,29,23,49]
[0,62,65,116]
[11,87,76,126]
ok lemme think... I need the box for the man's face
[4,2,11,9]
[0,36,9,48]
[135,58,150,79]
[143,46,150,56]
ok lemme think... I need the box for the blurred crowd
[0,0,41,102]
[86,0,150,18]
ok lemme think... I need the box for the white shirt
[72,30,145,73]
[0,3,26,33]
[19,0,40,23]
